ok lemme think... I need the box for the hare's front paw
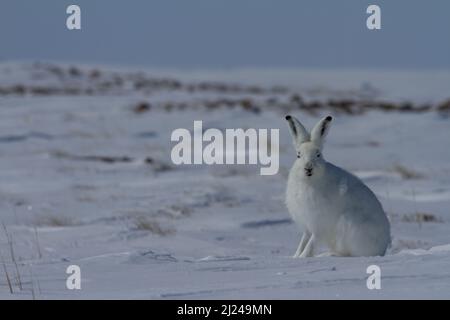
[293,231,311,258]
[298,235,315,258]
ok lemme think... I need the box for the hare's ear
[285,115,309,145]
[311,116,332,148]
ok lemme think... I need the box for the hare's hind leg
[299,234,315,258]
[293,231,311,258]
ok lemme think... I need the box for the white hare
[285,115,391,258]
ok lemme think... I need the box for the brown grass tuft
[393,164,423,180]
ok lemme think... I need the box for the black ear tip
[326,116,332,121]
[285,115,292,120]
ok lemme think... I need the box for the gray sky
[1,0,449,69]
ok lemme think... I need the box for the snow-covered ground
[0,63,449,299]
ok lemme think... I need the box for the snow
[0,63,450,299]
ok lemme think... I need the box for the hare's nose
[304,162,313,170]
[304,162,313,176]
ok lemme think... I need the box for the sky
[0,0,449,69]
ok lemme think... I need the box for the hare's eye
[297,153,301,158]
[317,153,321,158]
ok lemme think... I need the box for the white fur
[285,115,391,258]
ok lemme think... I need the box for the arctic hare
[285,115,391,258]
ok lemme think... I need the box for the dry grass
[144,157,173,172]
[391,238,431,253]
[401,212,443,224]
[131,216,175,236]
[393,164,424,180]
[1,223,23,291]
[0,252,13,294]
[34,215,78,227]
[132,101,151,114]
[156,205,192,219]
